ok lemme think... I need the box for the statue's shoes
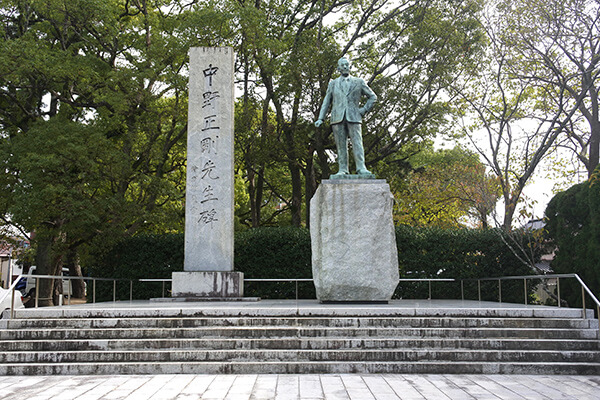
[357,169,372,175]
[330,171,349,178]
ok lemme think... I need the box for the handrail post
[113,280,116,303]
[582,285,587,319]
[557,278,561,307]
[129,280,133,302]
[428,280,432,300]
[10,285,15,319]
[93,279,96,303]
[461,280,464,301]
[35,281,39,308]
[524,278,527,305]
[498,279,502,303]
[478,280,481,302]
[162,281,165,298]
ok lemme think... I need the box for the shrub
[87,233,183,301]
[88,226,537,302]
[395,225,537,302]
[234,227,314,299]
[89,227,313,300]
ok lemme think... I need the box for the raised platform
[2,299,594,320]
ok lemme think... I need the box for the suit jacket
[318,75,377,124]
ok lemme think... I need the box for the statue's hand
[359,107,366,116]
[314,119,323,128]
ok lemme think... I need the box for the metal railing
[139,278,172,299]
[399,278,455,300]
[244,278,313,301]
[3,273,599,325]
[1,274,134,319]
[460,274,600,320]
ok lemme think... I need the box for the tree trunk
[314,127,331,179]
[34,236,59,307]
[65,247,85,299]
[305,149,318,229]
[289,160,303,226]
[247,164,258,227]
[255,166,264,226]
[588,117,599,177]
[248,163,265,228]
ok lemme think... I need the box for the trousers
[332,119,367,174]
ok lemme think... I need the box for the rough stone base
[310,179,399,302]
[171,271,244,298]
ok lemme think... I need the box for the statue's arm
[360,80,377,116]
[315,81,333,127]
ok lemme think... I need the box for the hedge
[87,233,184,301]
[87,226,537,302]
[234,227,313,299]
[395,225,537,302]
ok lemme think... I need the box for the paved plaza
[1,373,600,399]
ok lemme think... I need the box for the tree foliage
[394,146,500,228]
[0,0,231,303]
[498,0,600,177]
[4,0,570,305]
[232,0,486,227]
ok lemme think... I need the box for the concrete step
[2,301,598,375]
[0,337,598,352]
[2,326,597,340]
[7,305,593,320]
[4,317,597,330]
[1,361,600,375]
[1,349,599,364]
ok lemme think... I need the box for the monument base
[310,179,399,302]
[171,271,244,298]
[330,173,377,180]
[151,296,259,302]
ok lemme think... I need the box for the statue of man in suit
[315,57,377,178]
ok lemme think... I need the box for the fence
[2,273,599,324]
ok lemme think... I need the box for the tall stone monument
[312,57,399,302]
[172,47,243,298]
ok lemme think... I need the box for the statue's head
[337,57,350,76]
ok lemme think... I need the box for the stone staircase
[0,303,599,375]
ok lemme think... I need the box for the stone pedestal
[310,179,399,302]
[171,271,243,298]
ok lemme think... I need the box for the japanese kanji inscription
[184,47,234,272]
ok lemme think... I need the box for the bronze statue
[315,57,377,178]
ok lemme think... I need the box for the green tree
[232,0,485,227]
[394,147,500,228]
[0,0,233,304]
